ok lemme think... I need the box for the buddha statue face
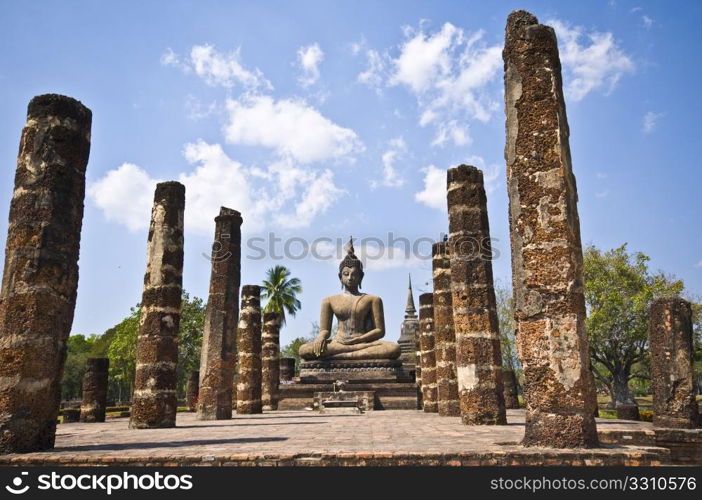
[339,265,363,291]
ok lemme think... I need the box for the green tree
[176,292,205,396]
[106,291,205,403]
[584,244,687,408]
[107,305,140,403]
[261,265,302,324]
[61,334,97,401]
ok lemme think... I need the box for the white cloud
[89,142,347,234]
[87,163,159,232]
[161,44,271,90]
[184,95,217,121]
[357,49,386,92]
[297,43,324,87]
[390,22,460,93]
[224,95,364,163]
[179,140,260,234]
[431,120,470,147]
[414,156,499,210]
[275,169,345,228]
[643,111,663,133]
[642,15,654,29]
[548,19,635,101]
[387,23,502,147]
[415,164,446,210]
[371,137,407,189]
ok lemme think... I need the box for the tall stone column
[261,312,281,411]
[0,94,91,453]
[279,358,295,382]
[502,368,520,409]
[432,241,460,417]
[503,10,598,447]
[197,207,242,420]
[650,297,699,429]
[419,293,438,413]
[236,285,262,414]
[130,182,185,429]
[186,370,199,412]
[447,164,507,425]
[80,358,109,422]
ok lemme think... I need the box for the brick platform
[0,410,673,466]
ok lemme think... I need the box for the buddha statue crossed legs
[299,239,401,361]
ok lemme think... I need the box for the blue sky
[1,0,700,348]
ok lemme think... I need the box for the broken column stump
[280,358,295,382]
[186,370,199,412]
[503,10,598,447]
[236,285,263,414]
[0,94,91,452]
[503,368,520,409]
[650,297,699,429]
[80,358,109,423]
[130,181,185,429]
[419,293,438,413]
[261,312,282,411]
[197,207,242,420]
[447,164,506,425]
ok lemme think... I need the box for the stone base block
[313,391,375,412]
[279,382,419,410]
[300,359,404,383]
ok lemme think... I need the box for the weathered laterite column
[236,285,262,414]
[261,312,282,411]
[0,94,91,453]
[650,297,699,429]
[80,358,109,422]
[419,293,438,413]
[432,241,460,416]
[197,207,242,420]
[130,181,185,429]
[503,10,598,447]
[447,165,507,425]
[186,370,199,412]
[279,358,295,382]
[502,368,520,409]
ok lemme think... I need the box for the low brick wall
[0,449,666,467]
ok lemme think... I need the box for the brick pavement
[0,410,667,466]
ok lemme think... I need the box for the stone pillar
[432,241,460,416]
[0,94,91,453]
[502,368,520,409]
[80,358,109,422]
[236,285,262,414]
[419,293,438,413]
[650,297,699,429]
[261,312,282,411]
[186,370,199,412]
[447,165,507,425]
[503,10,598,447]
[280,358,295,382]
[130,182,185,429]
[197,207,242,420]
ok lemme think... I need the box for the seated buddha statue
[299,239,401,361]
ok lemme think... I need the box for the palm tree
[261,265,302,324]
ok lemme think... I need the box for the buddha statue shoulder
[299,239,401,361]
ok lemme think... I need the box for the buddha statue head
[338,237,363,291]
